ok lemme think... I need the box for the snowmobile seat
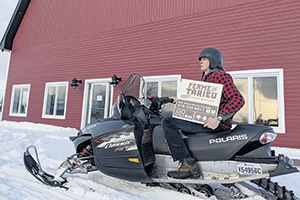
[180,129,232,138]
[152,125,237,157]
[185,124,272,161]
[152,125,232,155]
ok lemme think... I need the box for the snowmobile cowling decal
[104,140,132,149]
[209,134,248,144]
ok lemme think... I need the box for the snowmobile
[24,73,300,199]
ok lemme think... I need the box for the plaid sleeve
[214,72,245,121]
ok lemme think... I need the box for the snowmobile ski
[23,146,68,189]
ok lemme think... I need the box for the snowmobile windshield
[122,74,146,99]
[112,74,146,119]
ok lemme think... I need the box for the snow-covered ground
[0,121,299,200]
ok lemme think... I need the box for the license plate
[237,163,262,175]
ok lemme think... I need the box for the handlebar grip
[159,97,174,103]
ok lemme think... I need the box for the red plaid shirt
[201,69,245,129]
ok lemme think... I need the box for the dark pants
[161,116,225,161]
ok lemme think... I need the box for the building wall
[2,0,300,148]
[12,0,258,49]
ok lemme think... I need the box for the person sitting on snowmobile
[162,48,245,179]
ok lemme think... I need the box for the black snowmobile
[24,73,300,199]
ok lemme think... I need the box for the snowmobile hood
[82,118,134,138]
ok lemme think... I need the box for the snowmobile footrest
[270,154,299,177]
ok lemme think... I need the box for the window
[42,82,68,119]
[9,84,30,117]
[229,69,285,133]
[81,78,113,128]
[143,75,181,98]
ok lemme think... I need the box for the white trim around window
[9,84,31,117]
[42,82,69,119]
[80,78,114,129]
[143,75,182,97]
[228,68,285,133]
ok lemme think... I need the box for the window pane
[56,86,66,116]
[20,88,28,114]
[12,88,21,113]
[161,81,177,97]
[253,77,278,126]
[46,87,56,115]
[90,85,106,123]
[146,82,158,98]
[232,78,248,123]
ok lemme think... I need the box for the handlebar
[113,94,174,120]
[148,96,174,113]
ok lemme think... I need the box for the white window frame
[228,69,285,133]
[143,75,181,97]
[9,84,31,117]
[42,82,69,119]
[81,78,114,129]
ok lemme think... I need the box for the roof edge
[0,0,31,52]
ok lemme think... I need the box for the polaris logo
[209,134,248,144]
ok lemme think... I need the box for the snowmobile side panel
[71,118,132,154]
[152,124,274,161]
[152,125,170,155]
[185,124,273,161]
[236,143,272,158]
[92,120,150,181]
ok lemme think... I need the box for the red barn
[1,0,299,148]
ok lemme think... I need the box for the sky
[0,0,19,102]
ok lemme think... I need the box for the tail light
[259,132,277,144]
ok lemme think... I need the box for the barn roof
[0,0,31,52]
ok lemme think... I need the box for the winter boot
[167,158,200,179]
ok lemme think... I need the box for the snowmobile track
[251,178,299,200]
[145,179,300,200]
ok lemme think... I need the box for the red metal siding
[2,0,300,148]
[13,0,258,49]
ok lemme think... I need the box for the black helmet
[198,48,223,69]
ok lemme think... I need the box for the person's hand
[203,117,220,130]
[169,96,177,103]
